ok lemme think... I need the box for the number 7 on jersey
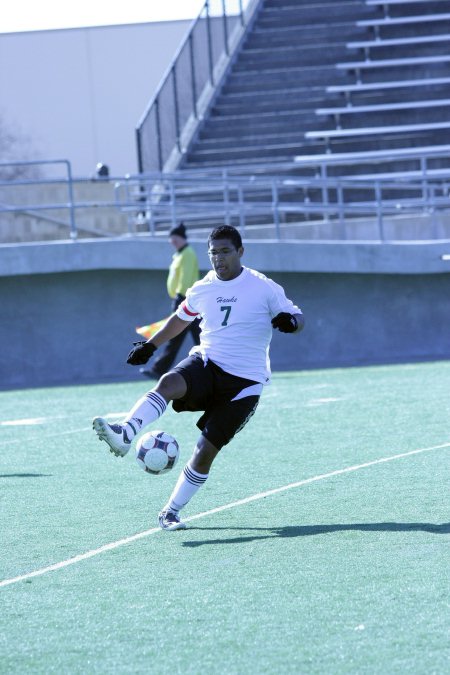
[220,305,232,326]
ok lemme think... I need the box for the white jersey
[176,266,302,384]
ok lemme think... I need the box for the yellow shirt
[166,244,199,299]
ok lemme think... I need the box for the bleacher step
[177,0,450,188]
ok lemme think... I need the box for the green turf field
[1,362,449,674]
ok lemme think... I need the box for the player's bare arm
[150,314,191,347]
[127,314,190,366]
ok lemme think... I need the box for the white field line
[0,413,127,428]
[1,441,449,589]
[0,418,49,426]
[0,414,127,447]
[0,426,92,447]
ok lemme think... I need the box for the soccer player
[93,225,304,530]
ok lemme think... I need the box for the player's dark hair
[208,225,242,250]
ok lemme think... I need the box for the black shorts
[172,354,261,450]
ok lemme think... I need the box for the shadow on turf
[0,473,52,478]
[182,522,450,546]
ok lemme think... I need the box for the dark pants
[172,354,260,449]
[151,294,201,376]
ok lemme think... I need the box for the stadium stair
[180,0,450,178]
[133,0,450,235]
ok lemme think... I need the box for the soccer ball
[135,430,180,475]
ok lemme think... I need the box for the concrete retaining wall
[1,238,450,389]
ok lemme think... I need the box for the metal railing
[2,153,450,243]
[0,159,77,239]
[0,159,131,242]
[114,169,450,240]
[135,0,261,174]
[113,145,450,239]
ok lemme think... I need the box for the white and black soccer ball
[135,430,180,475]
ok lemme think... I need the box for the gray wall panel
[2,268,449,390]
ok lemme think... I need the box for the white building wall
[0,21,191,176]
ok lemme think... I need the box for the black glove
[271,312,298,333]
[126,341,157,365]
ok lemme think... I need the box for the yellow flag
[136,317,168,340]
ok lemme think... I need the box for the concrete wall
[1,238,450,390]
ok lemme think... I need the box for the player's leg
[159,392,260,530]
[158,435,218,530]
[158,361,220,530]
[92,371,187,457]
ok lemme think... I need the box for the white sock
[122,390,167,440]
[164,461,209,514]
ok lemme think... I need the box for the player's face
[208,238,243,281]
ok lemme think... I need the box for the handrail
[113,167,450,240]
[2,154,450,243]
[135,0,262,174]
[0,159,76,239]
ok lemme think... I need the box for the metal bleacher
[124,0,450,241]
[327,76,450,99]
[315,99,450,128]
[5,0,450,243]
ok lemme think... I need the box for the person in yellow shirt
[140,223,200,378]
